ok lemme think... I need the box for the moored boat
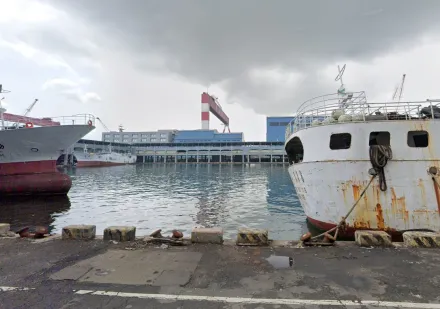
[0,86,95,195]
[57,143,136,167]
[284,69,440,238]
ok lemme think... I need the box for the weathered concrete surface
[355,230,392,247]
[62,225,96,240]
[237,228,269,246]
[191,227,223,244]
[103,226,136,242]
[1,238,440,308]
[403,231,440,248]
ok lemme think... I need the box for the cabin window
[329,133,351,150]
[369,131,390,146]
[408,131,429,148]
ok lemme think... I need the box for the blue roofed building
[266,116,295,142]
[174,130,244,143]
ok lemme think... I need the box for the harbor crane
[96,117,111,132]
[392,74,406,102]
[23,99,39,117]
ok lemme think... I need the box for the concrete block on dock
[236,228,269,246]
[191,227,223,244]
[103,226,136,242]
[355,230,392,247]
[62,225,96,240]
[403,231,440,248]
[0,223,10,236]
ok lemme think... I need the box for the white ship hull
[74,151,136,167]
[0,122,95,195]
[286,120,440,237]
[0,125,94,173]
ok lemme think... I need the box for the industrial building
[73,139,286,164]
[266,116,295,142]
[102,130,176,144]
[79,92,286,164]
[101,92,240,145]
[174,130,243,143]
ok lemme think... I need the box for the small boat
[284,67,440,238]
[70,144,136,167]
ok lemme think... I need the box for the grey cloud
[45,0,440,113]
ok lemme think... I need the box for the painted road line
[75,289,440,308]
[0,286,35,292]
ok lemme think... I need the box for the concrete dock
[1,237,440,309]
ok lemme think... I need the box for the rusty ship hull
[285,88,440,238]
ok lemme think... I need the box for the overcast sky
[1,0,440,141]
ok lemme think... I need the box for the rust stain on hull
[352,184,360,201]
[432,177,440,214]
[375,203,385,230]
[390,187,409,222]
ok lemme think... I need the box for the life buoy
[88,120,93,126]
[25,122,33,128]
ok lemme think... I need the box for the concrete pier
[1,237,440,308]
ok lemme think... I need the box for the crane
[96,117,111,131]
[392,74,406,102]
[23,99,38,117]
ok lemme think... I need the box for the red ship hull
[0,160,72,196]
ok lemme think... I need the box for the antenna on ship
[335,64,346,96]
[335,64,354,109]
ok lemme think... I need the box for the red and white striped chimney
[201,92,210,130]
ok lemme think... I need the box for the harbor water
[0,164,307,239]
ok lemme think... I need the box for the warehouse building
[102,130,176,144]
[174,130,243,143]
[266,116,295,142]
[102,129,243,144]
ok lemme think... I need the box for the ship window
[329,133,351,150]
[369,131,390,146]
[408,131,429,148]
[270,122,279,126]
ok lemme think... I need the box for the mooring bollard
[403,231,440,248]
[103,226,136,242]
[191,227,224,244]
[0,223,11,237]
[62,225,96,240]
[354,230,392,247]
[236,228,269,246]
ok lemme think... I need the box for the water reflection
[0,195,71,233]
[2,164,308,240]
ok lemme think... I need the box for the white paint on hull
[0,125,94,164]
[286,120,440,232]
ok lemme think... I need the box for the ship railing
[1,114,95,129]
[45,114,96,127]
[285,93,440,140]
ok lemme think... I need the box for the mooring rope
[309,174,377,241]
[304,145,393,244]
[369,145,393,191]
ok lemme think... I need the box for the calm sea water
[0,164,308,240]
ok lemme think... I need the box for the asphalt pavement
[1,237,440,309]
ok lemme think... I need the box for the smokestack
[201,92,210,130]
